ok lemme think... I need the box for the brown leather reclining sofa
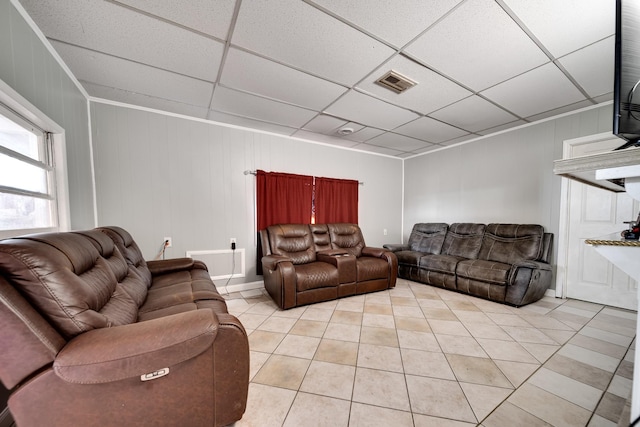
[385,223,553,307]
[0,226,249,427]
[260,223,398,309]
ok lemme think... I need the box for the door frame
[556,132,623,299]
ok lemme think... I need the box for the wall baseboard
[545,289,559,298]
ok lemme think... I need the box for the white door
[560,134,639,310]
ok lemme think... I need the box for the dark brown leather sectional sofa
[260,223,398,309]
[385,223,553,306]
[0,226,248,427]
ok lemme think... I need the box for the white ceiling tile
[51,41,213,107]
[292,130,360,148]
[352,143,405,156]
[84,83,210,119]
[343,127,386,143]
[503,0,615,58]
[325,90,420,130]
[476,120,527,136]
[524,99,597,123]
[481,63,586,118]
[307,0,462,48]
[208,111,297,136]
[559,37,615,98]
[21,0,223,82]
[413,144,443,154]
[405,0,548,91]
[115,0,236,39]
[357,55,472,114]
[430,95,519,132]
[231,0,394,85]
[329,122,365,135]
[220,48,348,110]
[438,134,478,146]
[303,115,348,133]
[211,86,318,128]
[393,117,468,143]
[366,132,433,152]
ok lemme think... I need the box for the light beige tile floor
[224,279,636,427]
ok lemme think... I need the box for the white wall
[0,0,94,230]
[403,103,614,289]
[90,102,403,284]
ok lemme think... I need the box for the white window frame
[0,78,70,240]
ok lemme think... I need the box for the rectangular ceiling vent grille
[375,70,417,93]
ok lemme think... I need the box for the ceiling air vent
[375,70,417,93]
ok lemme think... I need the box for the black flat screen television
[613,0,640,149]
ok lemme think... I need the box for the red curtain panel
[256,170,313,230]
[314,176,358,224]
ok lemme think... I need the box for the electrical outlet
[230,238,236,250]
[164,237,172,248]
[230,238,236,245]
[383,229,388,236]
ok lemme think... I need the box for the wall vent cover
[375,70,417,93]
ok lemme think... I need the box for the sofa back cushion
[442,223,486,259]
[0,232,138,339]
[267,224,316,264]
[310,224,332,252]
[99,226,152,288]
[75,229,149,307]
[478,224,544,265]
[408,223,448,254]
[328,223,365,257]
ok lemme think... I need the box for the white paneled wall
[404,103,614,290]
[0,0,94,229]
[90,102,403,284]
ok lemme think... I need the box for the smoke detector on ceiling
[337,127,355,136]
[375,70,417,94]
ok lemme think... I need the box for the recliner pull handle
[140,368,169,381]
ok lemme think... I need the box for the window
[0,105,57,233]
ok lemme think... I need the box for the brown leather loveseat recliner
[260,223,397,309]
[0,226,249,427]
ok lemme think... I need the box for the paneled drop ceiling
[19,0,615,158]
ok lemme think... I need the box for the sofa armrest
[317,252,356,283]
[362,247,398,288]
[362,246,390,258]
[54,310,217,384]
[505,260,553,306]
[507,260,552,285]
[147,257,206,275]
[262,255,292,271]
[383,244,409,252]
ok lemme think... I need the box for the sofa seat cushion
[419,254,465,275]
[151,268,220,295]
[295,262,339,291]
[138,299,229,322]
[395,251,424,265]
[356,257,388,281]
[456,259,511,285]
